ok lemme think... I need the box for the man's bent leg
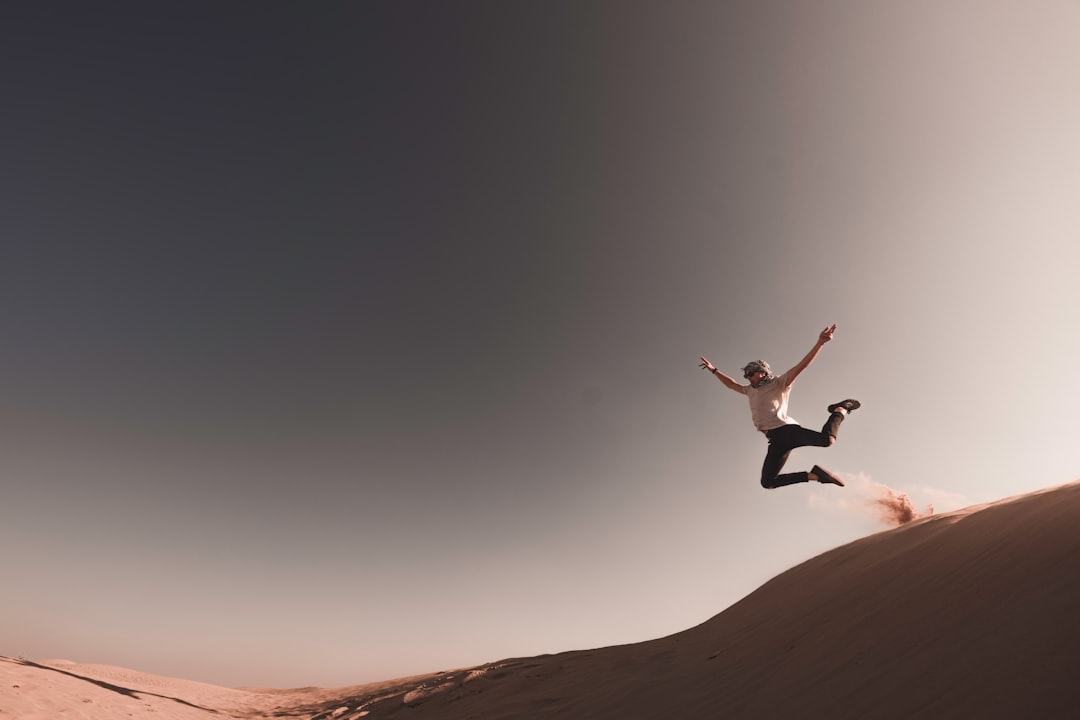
[760,425,823,488]
[766,468,812,488]
[760,423,833,490]
[761,445,805,488]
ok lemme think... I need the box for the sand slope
[5,481,1079,719]
[0,657,443,720]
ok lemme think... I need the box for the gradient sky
[3,1,1079,689]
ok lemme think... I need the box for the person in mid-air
[698,324,860,489]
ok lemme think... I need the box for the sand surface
[5,481,1079,719]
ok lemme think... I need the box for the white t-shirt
[745,371,798,432]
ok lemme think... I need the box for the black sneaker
[828,399,861,414]
[811,465,845,486]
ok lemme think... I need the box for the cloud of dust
[872,484,928,527]
[809,472,943,527]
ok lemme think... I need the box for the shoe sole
[828,399,861,414]
[811,464,845,486]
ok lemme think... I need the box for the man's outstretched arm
[783,324,836,386]
[699,357,748,395]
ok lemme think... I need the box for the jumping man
[698,324,860,489]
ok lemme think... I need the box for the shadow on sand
[3,656,221,714]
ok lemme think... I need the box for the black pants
[760,412,845,488]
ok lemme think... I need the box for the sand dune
[5,481,1079,719]
[0,656,441,720]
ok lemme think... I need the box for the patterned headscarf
[741,360,774,381]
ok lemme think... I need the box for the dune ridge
[5,481,1079,719]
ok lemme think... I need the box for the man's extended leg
[821,411,844,442]
[823,399,861,440]
[809,400,862,486]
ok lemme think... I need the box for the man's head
[742,360,772,387]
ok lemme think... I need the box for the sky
[2,0,1079,690]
